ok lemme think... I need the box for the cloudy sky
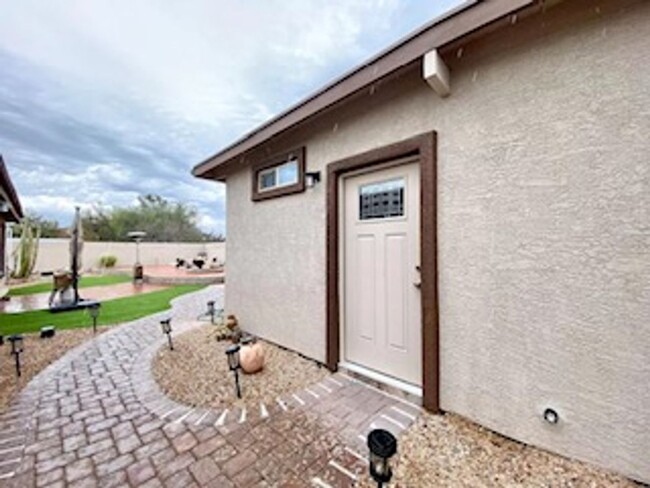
[0,0,461,235]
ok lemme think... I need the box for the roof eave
[0,155,24,222]
[193,0,538,180]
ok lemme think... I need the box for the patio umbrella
[69,206,83,304]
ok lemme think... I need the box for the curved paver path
[0,285,420,487]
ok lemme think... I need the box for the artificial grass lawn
[8,274,132,297]
[0,284,205,335]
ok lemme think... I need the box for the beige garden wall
[10,238,226,273]
[225,0,649,482]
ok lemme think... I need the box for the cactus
[12,218,40,279]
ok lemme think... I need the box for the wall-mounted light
[543,407,559,425]
[305,171,321,188]
[0,200,8,213]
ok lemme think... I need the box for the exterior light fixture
[40,326,56,339]
[88,303,101,334]
[305,171,321,188]
[225,344,242,398]
[207,300,216,324]
[160,318,173,350]
[8,335,24,378]
[367,429,397,487]
[543,407,559,425]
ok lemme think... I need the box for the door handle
[413,281,421,289]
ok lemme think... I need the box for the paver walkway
[0,285,420,487]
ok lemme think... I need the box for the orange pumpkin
[240,342,265,374]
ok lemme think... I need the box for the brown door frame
[326,131,439,412]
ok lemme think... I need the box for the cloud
[0,0,462,235]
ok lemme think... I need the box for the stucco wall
[224,0,649,482]
[10,238,226,274]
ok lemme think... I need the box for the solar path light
[89,303,101,334]
[160,318,173,350]
[207,300,216,324]
[8,335,24,378]
[367,428,397,487]
[225,344,242,399]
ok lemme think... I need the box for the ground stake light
[367,429,397,487]
[8,335,24,378]
[89,303,101,334]
[160,319,173,350]
[225,344,242,398]
[207,300,216,324]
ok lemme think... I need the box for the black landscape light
[207,300,216,324]
[40,326,56,339]
[367,429,397,487]
[8,335,24,378]
[225,344,242,398]
[160,318,173,350]
[88,303,101,334]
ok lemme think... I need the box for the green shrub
[99,255,117,268]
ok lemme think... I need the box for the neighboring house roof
[193,0,540,180]
[0,155,24,223]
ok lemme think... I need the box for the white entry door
[342,161,421,386]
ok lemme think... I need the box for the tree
[11,213,62,238]
[81,195,219,242]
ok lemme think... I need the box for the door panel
[385,233,407,351]
[342,161,421,386]
[356,235,376,341]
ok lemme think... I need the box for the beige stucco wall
[225,0,649,482]
[11,238,226,273]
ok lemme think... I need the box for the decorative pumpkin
[240,340,265,374]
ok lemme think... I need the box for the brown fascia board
[192,0,537,180]
[0,155,24,222]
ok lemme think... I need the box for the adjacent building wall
[10,238,226,274]
[0,221,6,278]
[225,0,649,482]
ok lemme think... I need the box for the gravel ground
[0,327,105,413]
[152,324,329,409]
[358,410,637,488]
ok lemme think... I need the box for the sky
[0,0,462,236]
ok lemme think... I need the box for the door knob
[413,281,421,289]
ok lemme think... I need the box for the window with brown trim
[251,147,306,201]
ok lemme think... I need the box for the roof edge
[193,0,537,179]
[0,155,25,222]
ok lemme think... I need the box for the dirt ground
[358,410,638,488]
[152,324,329,409]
